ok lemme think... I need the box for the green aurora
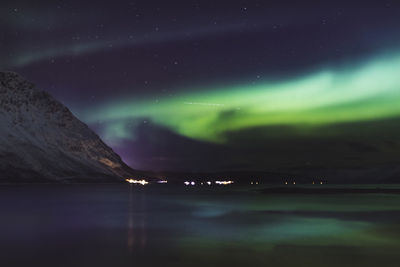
[86,51,400,143]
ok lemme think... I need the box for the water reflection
[2,185,400,267]
[127,185,147,253]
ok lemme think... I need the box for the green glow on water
[174,190,400,267]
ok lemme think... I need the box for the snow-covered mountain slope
[0,71,136,182]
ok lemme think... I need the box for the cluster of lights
[125,178,325,186]
[284,181,324,185]
[215,180,234,185]
[312,181,324,184]
[184,180,233,186]
[126,179,149,185]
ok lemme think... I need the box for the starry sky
[2,0,400,172]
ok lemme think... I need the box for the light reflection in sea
[127,185,147,253]
[2,184,400,267]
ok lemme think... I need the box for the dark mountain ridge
[0,71,136,182]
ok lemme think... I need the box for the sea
[1,184,400,267]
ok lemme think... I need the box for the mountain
[0,71,136,182]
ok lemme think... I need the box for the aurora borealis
[3,0,400,172]
[85,51,400,143]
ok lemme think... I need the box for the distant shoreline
[259,187,400,194]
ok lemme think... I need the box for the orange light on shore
[126,179,149,185]
[215,181,234,185]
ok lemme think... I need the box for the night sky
[2,1,400,172]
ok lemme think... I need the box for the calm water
[1,184,400,267]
